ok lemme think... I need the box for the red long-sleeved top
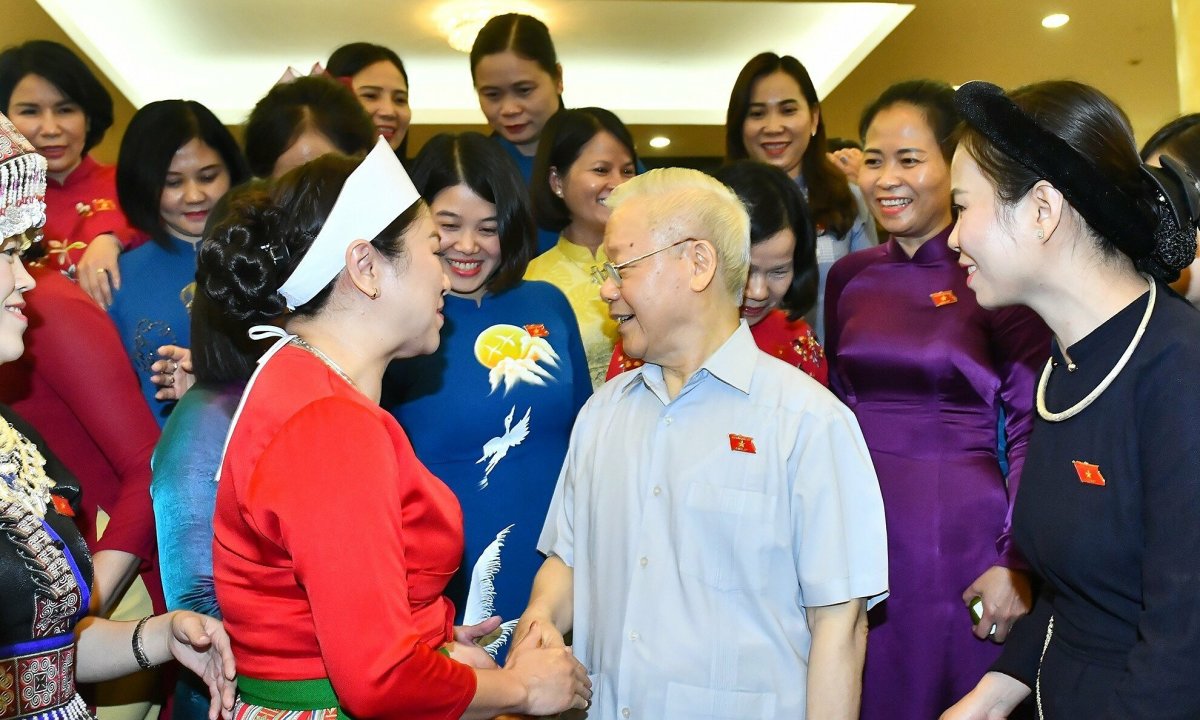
[213,346,477,719]
[42,155,142,272]
[0,265,159,561]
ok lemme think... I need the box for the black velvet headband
[954,82,1200,282]
[953,81,1156,261]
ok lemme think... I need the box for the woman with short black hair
[108,99,248,426]
[327,42,411,159]
[0,40,141,305]
[243,75,375,179]
[383,133,590,663]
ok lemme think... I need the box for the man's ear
[687,239,719,293]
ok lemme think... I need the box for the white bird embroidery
[463,525,520,658]
[477,406,531,488]
[487,336,561,394]
[485,619,519,657]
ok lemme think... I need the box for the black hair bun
[1139,156,1200,283]
[198,200,298,323]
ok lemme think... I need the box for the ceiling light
[649,136,671,149]
[1041,13,1069,29]
[434,2,546,53]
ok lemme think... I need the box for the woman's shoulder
[246,348,381,425]
[497,278,574,312]
[1146,288,1200,359]
[828,241,889,284]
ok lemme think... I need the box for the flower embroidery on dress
[793,331,826,376]
[43,239,86,271]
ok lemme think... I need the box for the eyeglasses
[591,238,693,287]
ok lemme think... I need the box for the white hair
[606,167,750,301]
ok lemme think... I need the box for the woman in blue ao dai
[382,133,590,661]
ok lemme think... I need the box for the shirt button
[622,709,631,718]
[653,486,662,496]
[664,416,673,425]
[640,557,648,567]
[630,631,640,641]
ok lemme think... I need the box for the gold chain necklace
[1036,274,1155,423]
[290,336,356,388]
[0,416,55,518]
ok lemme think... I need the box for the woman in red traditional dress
[201,140,590,719]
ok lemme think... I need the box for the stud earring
[1036,229,1045,240]
[369,288,379,299]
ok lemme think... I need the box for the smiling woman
[326,42,412,159]
[823,79,1052,720]
[382,132,590,666]
[526,107,639,387]
[107,100,249,426]
[726,52,877,341]
[0,40,142,305]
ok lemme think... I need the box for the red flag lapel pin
[729,434,756,454]
[930,290,958,307]
[1072,460,1106,486]
[51,494,75,517]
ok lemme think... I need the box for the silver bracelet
[132,615,154,670]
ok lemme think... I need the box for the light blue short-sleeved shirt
[538,321,888,720]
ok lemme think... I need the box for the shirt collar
[884,223,956,263]
[622,320,757,402]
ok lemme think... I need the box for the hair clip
[260,240,291,268]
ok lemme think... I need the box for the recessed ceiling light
[1041,13,1069,29]
[649,136,671,149]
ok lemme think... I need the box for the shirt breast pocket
[678,482,777,592]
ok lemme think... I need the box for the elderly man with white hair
[515,167,888,719]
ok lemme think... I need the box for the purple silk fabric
[824,226,1051,719]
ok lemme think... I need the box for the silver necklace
[290,336,356,388]
[1035,274,1155,422]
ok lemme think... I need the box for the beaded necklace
[0,416,55,518]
